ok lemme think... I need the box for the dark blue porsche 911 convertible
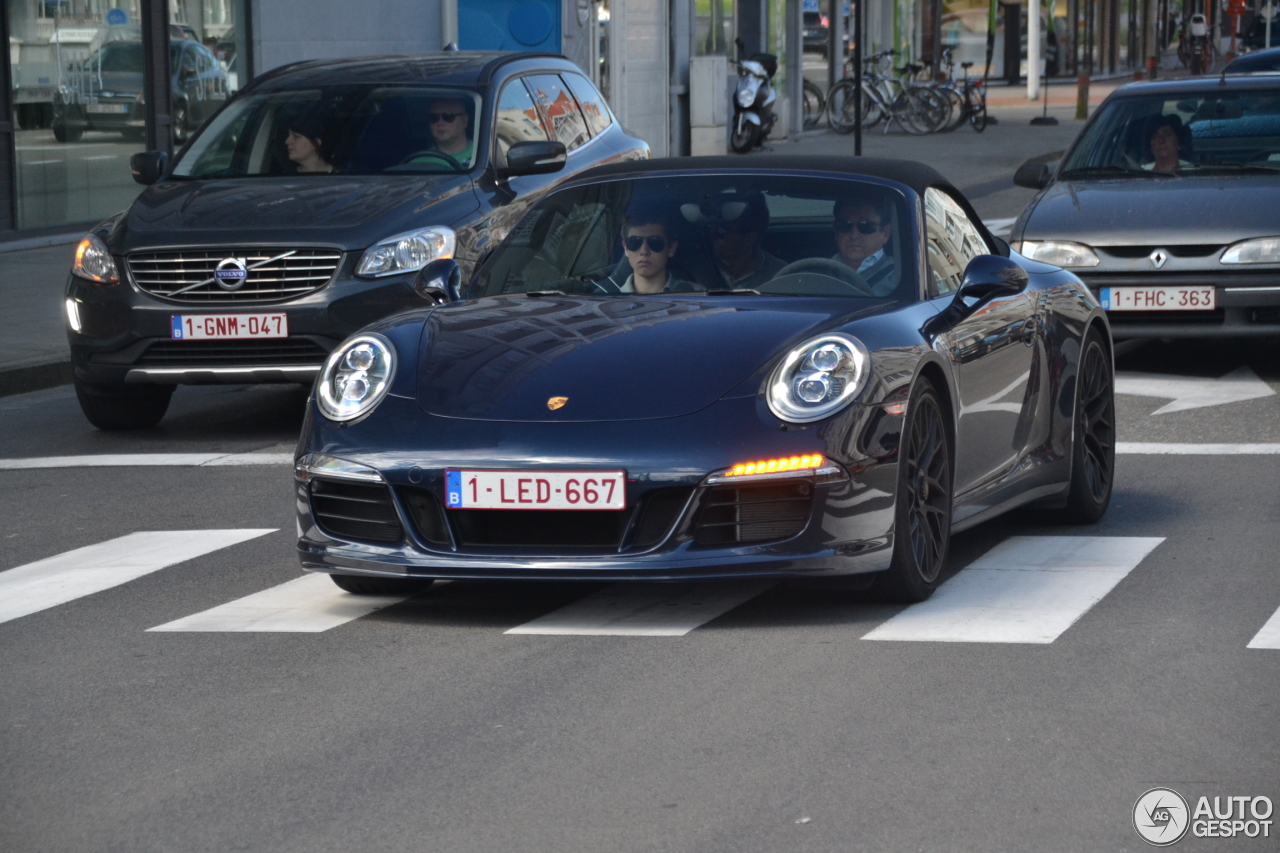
[293,156,1116,603]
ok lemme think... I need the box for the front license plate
[170,313,288,340]
[86,103,127,114]
[1099,286,1216,311]
[446,470,627,510]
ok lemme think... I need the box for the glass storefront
[695,0,735,55]
[5,0,250,231]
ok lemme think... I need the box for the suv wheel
[74,379,173,430]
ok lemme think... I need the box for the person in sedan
[285,112,333,173]
[1143,114,1193,172]
[404,98,474,167]
[832,196,897,294]
[710,193,787,290]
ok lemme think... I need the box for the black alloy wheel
[1061,327,1115,522]
[881,379,953,602]
[329,574,435,596]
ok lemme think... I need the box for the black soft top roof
[571,155,955,197]
[251,51,569,92]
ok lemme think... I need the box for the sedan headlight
[1014,240,1100,268]
[767,333,871,423]
[71,233,120,284]
[1221,236,1280,264]
[316,333,396,422]
[355,226,456,278]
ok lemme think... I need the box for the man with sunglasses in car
[612,207,697,294]
[832,196,897,295]
[710,192,787,291]
[404,97,474,168]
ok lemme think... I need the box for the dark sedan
[294,157,1115,603]
[53,39,228,144]
[1011,76,1280,338]
[64,51,647,429]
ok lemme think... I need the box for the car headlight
[71,233,120,284]
[1221,236,1280,264]
[1015,240,1100,268]
[355,226,456,278]
[766,333,871,423]
[316,333,396,422]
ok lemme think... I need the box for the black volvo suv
[65,51,647,429]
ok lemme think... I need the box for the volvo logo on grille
[1149,249,1169,269]
[214,257,248,290]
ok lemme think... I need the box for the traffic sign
[105,7,128,25]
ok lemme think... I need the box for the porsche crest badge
[547,396,569,410]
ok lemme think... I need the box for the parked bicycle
[934,49,987,132]
[826,51,947,135]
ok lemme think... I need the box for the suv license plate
[446,470,627,510]
[1099,286,1216,311]
[86,103,128,114]
[171,314,288,340]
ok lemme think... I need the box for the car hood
[1023,176,1280,245]
[119,175,479,251]
[94,71,143,95]
[415,294,878,422]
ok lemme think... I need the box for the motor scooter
[1185,12,1210,75]
[730,38,778,153]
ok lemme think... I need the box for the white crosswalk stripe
[506,580,777,636]
[862,536,1165,644]
[0,530,276,626]
[149,574,411,632]
[1246,606,1280,650]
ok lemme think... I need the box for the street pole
[1027,0,1040,100]
[853,0,862,155]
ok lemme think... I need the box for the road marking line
[0,452,294,470]
[83,155,120,160]
[862,536,1164,644]
[148,574,409,632]
[506,580,776,636]
[1117,443,1280,455]
[1246,607,1280,650]
[0,530,276,626]
[1116,366,1275,415]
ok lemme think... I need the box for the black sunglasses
[428,112,462,123]
[624,235,668,252]
[835,218,883,235]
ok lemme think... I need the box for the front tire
[730,118,760,153]
[880,379,953,602]
[1060,327,1115,522]
[52,122,83,143]
[330,574,435,596]
[74,379,173,430]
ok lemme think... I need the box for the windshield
[171,86,483,178]
[1060,88,1280,176]
[471,175,914,299]
[83,42,184,73]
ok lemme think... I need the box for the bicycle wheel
[903,87,948,134]
[940,87,965,132]
[969,87,987,132]
[826,80,859,134]
[802,80,825,129]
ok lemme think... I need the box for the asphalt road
[1,339,1278,852]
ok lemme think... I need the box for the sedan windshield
[472,175,915,299]
[1061,88,1280,177]
[171,85,483,178]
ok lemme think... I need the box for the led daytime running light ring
[316,333,396,423]
[766,332,870,423]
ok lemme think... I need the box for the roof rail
[477,52,569,86]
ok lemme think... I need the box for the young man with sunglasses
[615,208,696,294]
[831,197,898,295]
[405,98,474,168]
[711,193,786,291]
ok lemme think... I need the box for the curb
[0,360,74,398]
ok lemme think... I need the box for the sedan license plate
[1099,286,1216,311]
[86,103,127,114]
[446,470,627,510]
[171,313,288,340]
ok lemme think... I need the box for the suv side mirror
[1014,160,1052,190]
[501,140,567,178]
[413,258,463,304]
[130,151,168,185]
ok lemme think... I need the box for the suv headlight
[766,333,871,423]
[316,333,396,422]
[71,233,120,284]
[1015,240,1100,268]
[355,226,456,278]
[1221,237,1280,264]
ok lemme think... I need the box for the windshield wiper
[1188,162,1280,174]
[1059,165,1172,179]
[704,288,762,295]
[523,290,566,297]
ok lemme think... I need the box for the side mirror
[956,254,1029,301]
[500,140,567,178]
[412,258,462,304]
[130,151,168,185]
[1013,160,1052,190]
